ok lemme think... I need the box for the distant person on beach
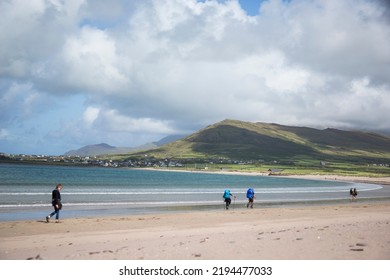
[246,187,256,208]
[353,188,358,201]
[350,188,354,201]
[223,189,235,210]
[46,184,62,223]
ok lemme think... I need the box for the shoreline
[138,167,390,185]
[1,201,389,260]
[1,169,389,223]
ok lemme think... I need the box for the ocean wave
[0,184,382,196]
[0,195,387,209]
[0,200,226,208]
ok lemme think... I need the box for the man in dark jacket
[46,184,62,223]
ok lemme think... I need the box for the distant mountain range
[130,119,390,161]
[63,135,185,156]
[64,120,390,162]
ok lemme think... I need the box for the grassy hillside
[130,119,390,163]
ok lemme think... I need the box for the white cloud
[61,26,129,93]
[83,106,100,125]
[0,128,11,140]
[98,109,176,134]
[0,82,42,121]
[0,0,84,78]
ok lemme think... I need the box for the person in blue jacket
[246,187,256,208]
[223,189,235,210]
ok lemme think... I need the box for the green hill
[64,143,157,157]
[131,119,390,163]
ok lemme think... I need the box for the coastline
[1,169,389,260]
[139,167,390,185]
[2,166,389,223]
[1,201,389,260]
[278,174,390,186]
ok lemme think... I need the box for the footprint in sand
[349,243,366,252]
[27,254,43,260]
[356,243,367,247]
[89,251,100,255]
[115,246,128,253]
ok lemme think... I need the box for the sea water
[0,163,385,221]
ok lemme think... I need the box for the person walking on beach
[223,189,235,210]
[349,188,354,201]
[353,188,358,201]
[46,184,62,223]
[246,187,256,208]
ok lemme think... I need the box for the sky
[1,0,390,155]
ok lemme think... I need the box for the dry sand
[1,201,389,260]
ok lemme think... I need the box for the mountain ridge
[64,135,185,156]
[131,119,390,161]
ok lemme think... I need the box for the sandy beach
[1,200,389,260]
[141,167,390,185]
